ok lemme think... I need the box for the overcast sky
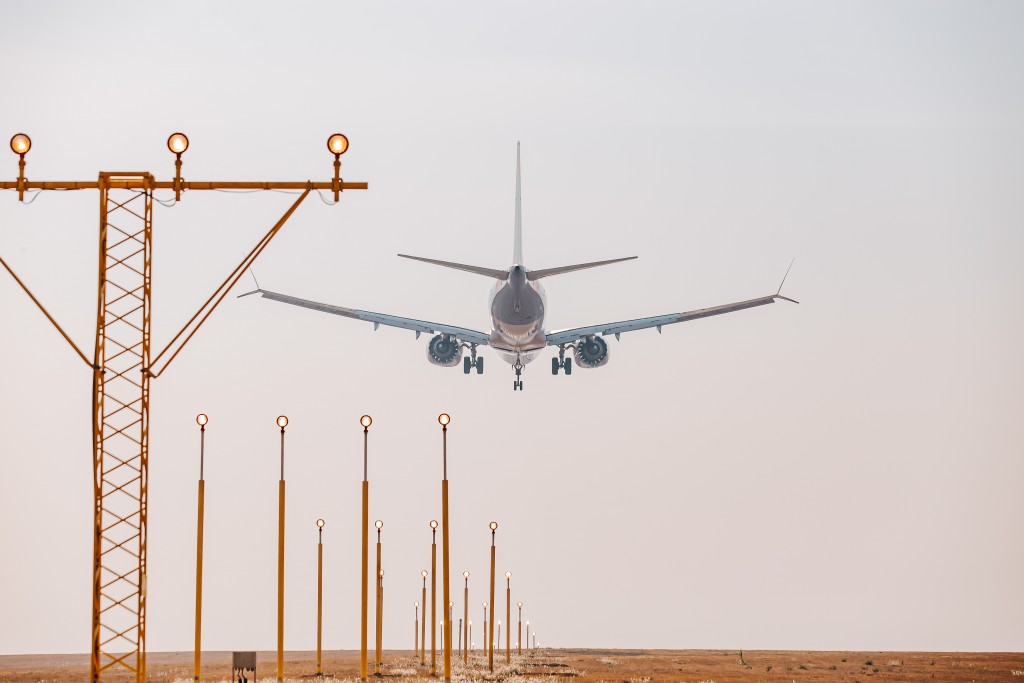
[1,0,1022,656]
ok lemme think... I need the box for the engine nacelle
[426,334,463,367]
[573,335,610,368]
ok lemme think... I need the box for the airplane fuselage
[488,265,547,366]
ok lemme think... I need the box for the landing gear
[513,360,524,391]
[463,343,484,375]
[552,345,573,375]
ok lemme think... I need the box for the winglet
[776,258,795,295]
[237,268,264,296]
[775,258,799,304]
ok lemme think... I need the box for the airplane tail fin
[526,256,637,280]
[397,254,507,280]
[514,142,523,266]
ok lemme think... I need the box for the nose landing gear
[512,360,524,391]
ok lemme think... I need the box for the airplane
[240,143,798,391]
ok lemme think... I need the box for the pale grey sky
[1,0,1022,655]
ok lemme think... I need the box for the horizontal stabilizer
[397,254,507,280]
[527,256,637,280]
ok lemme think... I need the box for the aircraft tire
[564,358,572,375]
[476,357,484,374]
[464,357,471,374]
[551,358,559,375]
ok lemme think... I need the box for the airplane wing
[239,288,492,345]
[545,292,798,346]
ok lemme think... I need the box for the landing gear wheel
[513,380,523,391]
[552,357,559,375]
[476,357,484,374]
[564,357,572,375]
[464,356,471,374]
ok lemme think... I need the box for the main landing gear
[463,343,484,375]
[552,344,573,376]
[512,360,524,391]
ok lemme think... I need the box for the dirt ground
[1,648,1022,682]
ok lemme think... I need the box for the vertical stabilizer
[514,142,523,265]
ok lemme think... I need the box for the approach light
[277,415,289,428]
[506,571,512,580]
[422,569,428,578]
[360,414,372,428]
[167,132,189,155]
[438,413,450,426]
[517,602,522,608]
[415,601,419,607]
[375,519,383,530]
[316,518,325,529]
[489,521,498,532]
[430,520,438,530]
[10,133,31,155]
[196,413,208,426]
[464,571,470,579]
[380,569,385,578]
[327,133,349,156]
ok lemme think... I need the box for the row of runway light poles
[190,412,540,682]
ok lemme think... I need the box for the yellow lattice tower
[1,132,367,683]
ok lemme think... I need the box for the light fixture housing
[316,518,325,529]
[438,413,450,426]
[277,415,289,428]
[464,571,470,579]
[429,519,438,530]
[489,521,498,531]
[327,133,349,156]
[10,133,31,155]
[360,414,372,428]
[196,413,208,426]
[374,519,383,530]
[167,132,189,155]
[506,571,512,579]
[422,569,428,578]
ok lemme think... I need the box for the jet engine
[573,335,610,368]
[426,334,463,367]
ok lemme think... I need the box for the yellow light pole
[193,413,208,683]
[429,521,438,675]
[438,413,453,683]
[525,621,530,653]
[487,522,498,672]
[316,518,325,678]
[276,415,289,683]
[462,571,470,664]
[482,602,488,661]
[420,570,427,666]
[1,132,367,683]
[497,621,501,656]
[504,571,512,664]
[377,569,385,675]
[516,602,523,655]
[468,621,472,653]
[414,602,419,654]
[374,520,384,675]
[359,415,373,683]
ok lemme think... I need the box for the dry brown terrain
[2,648,1022,683]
